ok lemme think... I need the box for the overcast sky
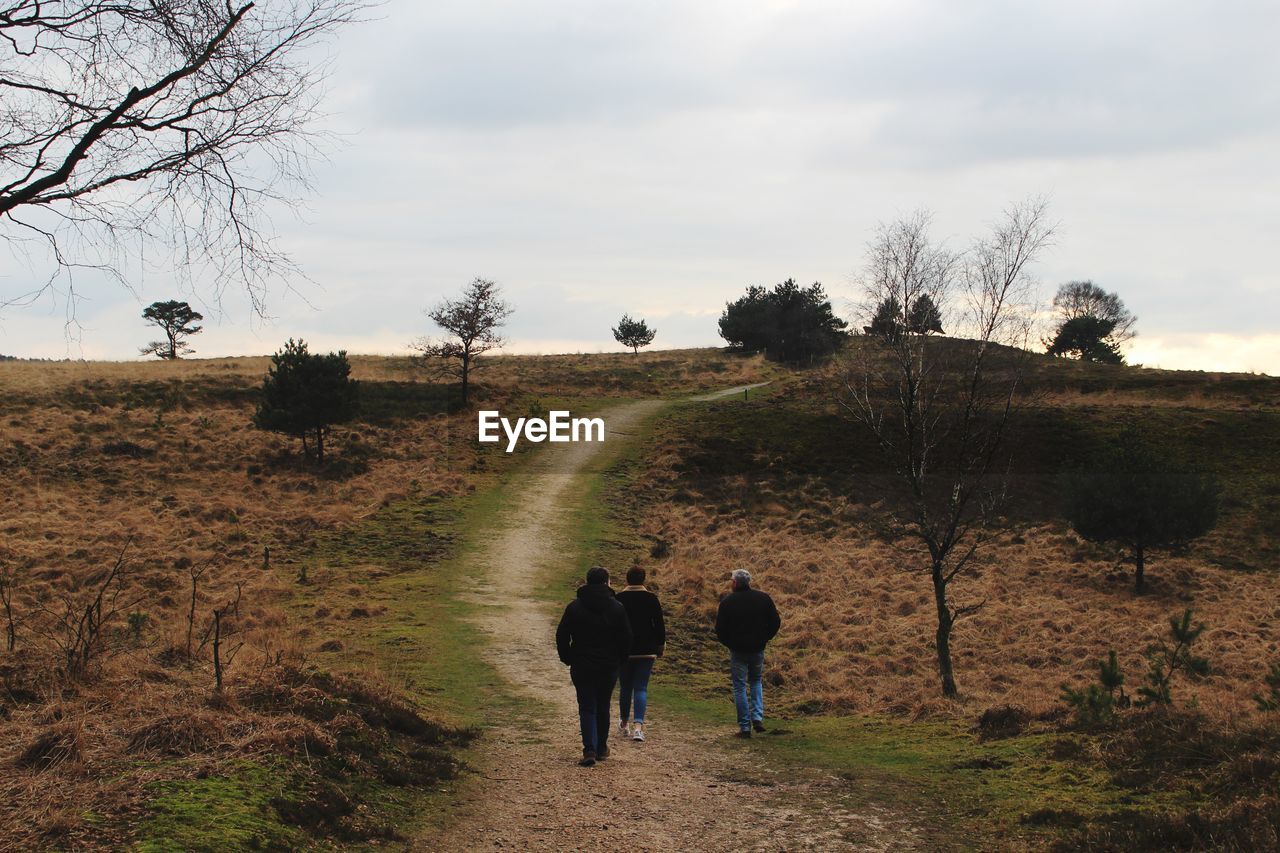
[3,0,1278,372]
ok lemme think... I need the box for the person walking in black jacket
[714,568,781,737]
[616,567,666,742]
[556,566,633,766]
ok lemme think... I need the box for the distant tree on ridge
[413,278,512,407]
[718,279,847,363]
[140,300,203,360]
[1045,281,1135,363]
[612,314,657,354]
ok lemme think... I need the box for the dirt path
[427,396,912,852]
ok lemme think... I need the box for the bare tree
[413,277,512,407]
[31,541,144,679]
[0,0,366,317]
[204,583,243,692]
[181,557,207,660]
[840,199,1053,698]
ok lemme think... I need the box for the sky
[2,0,1279,373]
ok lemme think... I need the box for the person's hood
[576,583,616,613]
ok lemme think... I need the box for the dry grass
[627,356,1280,722]
[0,346,770,847]
[0,347,772,400]
[650,503,1279,719]
[0,356,470,847]
[0,663,470,848]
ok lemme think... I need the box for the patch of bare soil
[427,398,915,851]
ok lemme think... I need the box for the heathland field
[0,350,774,849]
[1,345,1278,850]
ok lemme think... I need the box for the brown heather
[653,504,1279,719]
[632,354,1280,722]
[0,348,770,847]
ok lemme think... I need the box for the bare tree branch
[0,0,368,319]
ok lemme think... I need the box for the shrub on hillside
[254,339,359,464]
[1060,427,1218,591]
[718,279,847,364]
[1061,650,1128,728]
[1046,315,1124,364]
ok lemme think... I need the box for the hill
[587,340,1280,847]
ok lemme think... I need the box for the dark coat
[616,588,666,657]
[556,583,633,671]
[714,587,781,654]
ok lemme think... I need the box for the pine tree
[864,295,903,342]
[719,279,847,362]
[906,294,943,335]
[253,339,359,464]
[1061,427,1219,591]
[1061,650,1128,727]
[140,300,204,360]
[612,314,657,354]
[1137,609,1210,706]
[1047,315,1124,363]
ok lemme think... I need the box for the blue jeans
[619,658,655,724]
[729,651,765,731]
[570,666,618,754]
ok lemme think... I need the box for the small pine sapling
[1062,650,1128,727]
[1137,609,1210,706]
[128,611,148,643]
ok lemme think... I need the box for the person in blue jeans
[555,566,633,766]
[714,569,781,738]
[616,567,666,742]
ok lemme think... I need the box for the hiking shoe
[597,745,610,760]
[578,750,596,767]
[632,726,646,742]
[752,720,766,733]
[735,730,752,739]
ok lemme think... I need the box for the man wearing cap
[714,568,781,738]
[556,566,633,766]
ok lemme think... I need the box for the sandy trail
[427,397,910,852]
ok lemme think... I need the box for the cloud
[339,0,740,129]
[2,0,1278,375]
[1127,333,1280,375]
[754,0,1280,164]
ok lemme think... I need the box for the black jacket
[556,584,633,671]
[616,587,666,657]
[714,587,781,654]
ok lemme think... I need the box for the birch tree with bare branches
[840,199,1054,698]
[0,0,366,316]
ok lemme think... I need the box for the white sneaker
[618,720,630,738]
[632,725,645,742]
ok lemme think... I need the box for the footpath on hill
[426,388,916,852]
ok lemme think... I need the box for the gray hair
[731,569,752,587]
